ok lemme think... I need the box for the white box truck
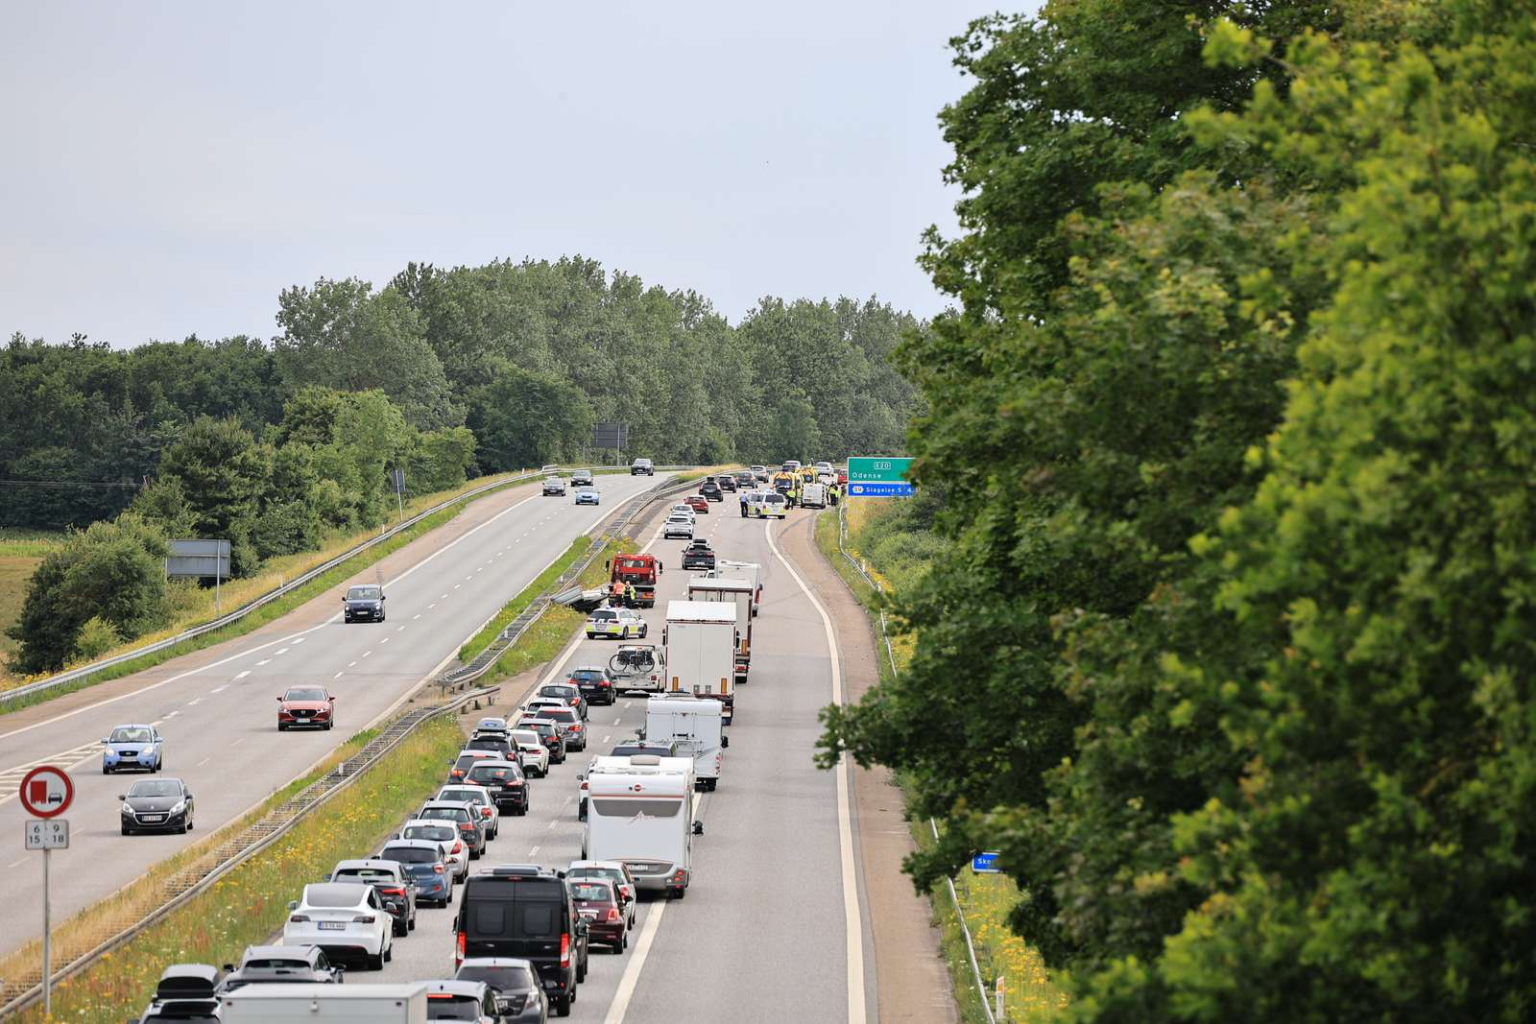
[663,600,737,724]
[584,755,701,899]
[687,577,754,685]
[220,983,428,1023]
[709,560,762,617]
[646,695,725,790]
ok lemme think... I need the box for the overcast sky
[0,2,1006,347]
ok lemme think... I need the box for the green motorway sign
[847,457,914,496]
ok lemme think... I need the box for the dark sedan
[571,879,628,952]
[681,542,715,570]
[700,480,723,501]
[330,858,418,936]
[120,777,195,835]
[455,958,549,1022]
[465,760,530,816]
[517,718,567,764]
[568,665,616,706]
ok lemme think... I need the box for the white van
[584,756,701,899]
[220,983,428,1023]
[645,696,725,790]
[800,482,827,509]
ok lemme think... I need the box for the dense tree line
[2,262,919,531]
[822,1,1536,1019]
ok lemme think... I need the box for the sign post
[20,765,73,1017]
[846,457,915,498]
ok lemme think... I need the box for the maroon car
[684,494,709,514]
[570,878,628,952]
[277,686,335,731]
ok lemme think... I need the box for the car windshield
[380,846,439,864]
[535,708,578,724]
[542,685,578,699]
[420,807,467,822]
[127,780,182,798]
[456,963,537,990]
[509,730,541,746]
[467,765,518,783]
[347,586,381,600]
[426,995,483,1021]
[304,884,367,908]
[403,824,456,842]
[242,957,311,971]
[572,670,605,683]
[284,688,327,701]
[109,727,153,743]
[571,881,614,902]
[455,754,487,769]
[440,789,485,804]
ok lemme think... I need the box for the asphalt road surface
[0,471,666,961]
[371,499,870,1023]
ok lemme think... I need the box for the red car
[684,494,709,513]
[276,686,335,731]
[570,878,628,951]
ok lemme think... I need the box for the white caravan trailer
[583,756,701,899]
[220,983,429,1023]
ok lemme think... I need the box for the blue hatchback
[376,840,453,906]
[102,724,164,774]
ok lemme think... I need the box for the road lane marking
[210,686,227,694]
[362,651,372,658]
[348,661,358,668]
[255,659,271,666]
[196,757,210,767]
[527,846,539,858]
[0,487,556,745]
[429,603,437,610]
[766,518,867,1024]
[186,699,200,706]
[276,648,289,656]
[603,898,668,1024]
[6,857,26,869]
[232,738,244,747]
[292,637,305,645]
[602,735,611,743]
[441,593,449,599]
[380,638,390,645]
[334,671,344,679]
[397,625,405,632]
[413,614,421,620]
[235,671,251,680]
[454,584,461,590]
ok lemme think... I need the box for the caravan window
[592,797,682,818]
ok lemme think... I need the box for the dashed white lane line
[334,671,344,679]
[612,716,622,725]
[210,686,227,694]
[196,757,211,767]
[465,575,474,581]
[413,614,421,620]
[186,699,201,707]
[235,670,251,680]
[380,638,390,645]
[396,625,406,632]
[546,819,558,830]
[232,738,244,747]
[429,604,437,610]
[255,659,271,666]
[603,735,611,743]
[348,661,358,668]
[7,857,27,869]
[292,637,306,645]
[441,593,449,599]
[563,795,573,805]
[362,651,373,658]
[454,584,461,590]
[527,846,540,858]
[276,647,289,656]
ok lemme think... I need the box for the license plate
[318,922,345,931]
[141,814,164,822]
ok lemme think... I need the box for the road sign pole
[42,844,50,1015]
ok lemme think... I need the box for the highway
[371,499,871,1022]
[0,471,667,962]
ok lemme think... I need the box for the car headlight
[170,800,186,815]
[121,803,133,815]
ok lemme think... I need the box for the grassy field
[6,714,465,1024]
[814,506,1065,1024]
[0,530,66,684]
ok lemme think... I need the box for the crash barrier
[0,684,499,1016]
[437,474,705,690]
[836,504,997,1024]
[1,466,702,707]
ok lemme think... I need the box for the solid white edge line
[765,516,868,1024]
[0,488,547,744]
[602,897,668,1024]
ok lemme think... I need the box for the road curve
[0,472,666,961]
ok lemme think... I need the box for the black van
[455,865,590,1017]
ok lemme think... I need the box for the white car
[524,696,568,716]
[509,729,550,777]
[748,493,788,519]
[668,504,697,522]
[283,882,393,970]
[437,785,500,840]
[662,515,694,540]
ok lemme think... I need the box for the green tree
[156,416,269,576]
[7,514,170,673]
[763,390,820,461]
[467,362,595,472]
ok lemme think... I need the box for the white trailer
[687,577,754,685]
[584,757,700,899]
[709,560,762,616]
[646,695,725,790]
[220,983,428,1023]
[663,600,737,724]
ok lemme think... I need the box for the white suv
[283,883,392,970]
[663,515,694,540]
[509,729,550,777]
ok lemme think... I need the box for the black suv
[342,585,386,623]
[519,719,567,764]
[681,541,715,571]
[456,865,590,1017]
[630,458,654,476]
[699,479,723,502]
[568,666,616,706]
[465,759,530,816]
[716,475,737,492]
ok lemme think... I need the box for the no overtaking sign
[19,765,73,818]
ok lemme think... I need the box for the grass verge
[460,536,593,662]
[0,476,534,714]
[0,533,63,683]
[7,714,464,1024]
[813,509,1065,1024]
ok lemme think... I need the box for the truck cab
[608,554,661,608]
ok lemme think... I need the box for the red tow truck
[607,553,662,608]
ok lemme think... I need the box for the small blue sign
[847,482,915,498]
[971,851,1001,874]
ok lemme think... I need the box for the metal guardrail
[0,471,548,706]
[835,504,997,1024]
[2,465,706,707]
[0,683,499,1016]
[437,474,703,689]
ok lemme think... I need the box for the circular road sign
[19,765,74,819]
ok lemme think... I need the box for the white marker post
[20,766,73,1016]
